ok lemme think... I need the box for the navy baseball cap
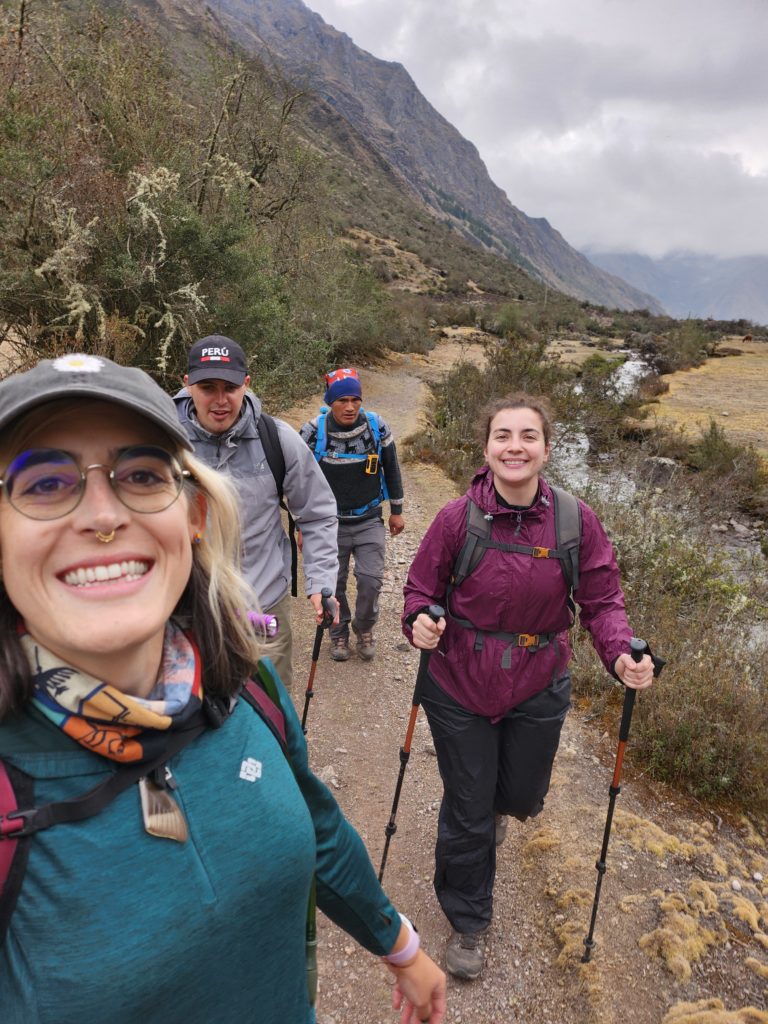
[187,336,249,386]
[0,353,193,450]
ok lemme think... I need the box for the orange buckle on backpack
[517,633,539,648]
[365,453,379,475]
[531,547,550,558]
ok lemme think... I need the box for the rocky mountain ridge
[182,0,663,312]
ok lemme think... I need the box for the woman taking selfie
[0,354,445,1024]
[402,393,655,980]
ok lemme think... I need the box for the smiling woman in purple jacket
[402,393,654,981]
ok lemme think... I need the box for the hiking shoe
[445,929,487,980]
[330,635,350,662]
[495,813,508,847]
[356,631,376,661]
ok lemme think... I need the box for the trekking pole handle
[426,604,445,624]
[320,587,336,629]
[618,638,647,741]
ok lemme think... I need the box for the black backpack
[445,486,582,662]
[259,413,298,598]
[451,485,582,597]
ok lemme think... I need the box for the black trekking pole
[301,587,336,734]
[378,604,445,883]
[582,637,648,963]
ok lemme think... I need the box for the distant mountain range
[171,0,662,313]
[584,251,768,326]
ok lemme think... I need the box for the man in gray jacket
[174,336,338,691]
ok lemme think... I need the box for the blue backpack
[313,406,389,517]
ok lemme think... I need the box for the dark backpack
[312,407,390,517]
[259,412,298,598]
[0,659,317,987]
[445,486,582,661]
[451,485,581,595]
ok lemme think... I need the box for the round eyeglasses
[0,446,191,521]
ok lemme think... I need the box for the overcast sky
[305,0,768,259]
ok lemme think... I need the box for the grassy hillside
[0,0,597,399]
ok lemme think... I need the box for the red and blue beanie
[324,367,362,404]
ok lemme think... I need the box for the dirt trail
[283,341,768,1024]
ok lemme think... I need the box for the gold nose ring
[96,530,116,544]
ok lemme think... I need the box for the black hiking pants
[421,669,571,934]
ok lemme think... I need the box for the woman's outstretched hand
[387,950,447,1023]
[411,613,446,650]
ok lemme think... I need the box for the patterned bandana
[22,622,205,764]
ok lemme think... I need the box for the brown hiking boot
[330,635,350,662]
[445,929,487,980]
[356,630,376,661]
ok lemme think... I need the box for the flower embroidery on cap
[52,354,104,373]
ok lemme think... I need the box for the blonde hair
[0,400,264,717]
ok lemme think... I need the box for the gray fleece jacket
[174,391,338,609]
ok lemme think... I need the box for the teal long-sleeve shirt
[0,681,400,1023]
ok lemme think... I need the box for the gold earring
[192,532,203,546]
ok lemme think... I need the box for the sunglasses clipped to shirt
[0,445,191,520]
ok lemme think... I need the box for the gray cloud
[307,0,768,257]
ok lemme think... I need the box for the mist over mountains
[184,0,663,313]
[583,251,768,326]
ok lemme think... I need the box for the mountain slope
[585,250,768,325]
[190,0,663,313]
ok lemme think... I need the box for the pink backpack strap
[0,761,18,895]
[0,760,33,944]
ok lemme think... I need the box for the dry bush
[571,481,768,817]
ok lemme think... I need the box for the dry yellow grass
[649,341,768,456]
[344,227,447,293]
[662,998,768,1023]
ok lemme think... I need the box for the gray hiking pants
[262,590,294,693]
[331,516,386,638]
[421,669,571,934]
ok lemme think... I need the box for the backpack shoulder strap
[258,412,286,501]
[451,499,493,589]
[363,410,389,502]
[313,409,329,462]
[258,414,297,597]
[364,409,381,451]
[550,485,582,594]
[0,760,33,946]
[242,660,288,755]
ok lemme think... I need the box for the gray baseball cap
[0,353,193,451]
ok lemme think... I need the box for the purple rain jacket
[402,468,632,720]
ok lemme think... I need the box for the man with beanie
[174,336,338,691]
[300,368,404,662]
